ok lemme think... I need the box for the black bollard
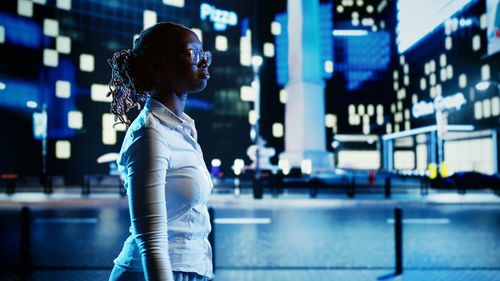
[394,208,403,275]
[385,177,391,198]
[20,206,31,272]
[208,207,215,273]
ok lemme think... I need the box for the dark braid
[106,22,189,128]
[107,49,148,127]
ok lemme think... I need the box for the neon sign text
[200,3,237,31]
[412,92,466,118]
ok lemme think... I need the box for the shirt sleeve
[124,126,173,281]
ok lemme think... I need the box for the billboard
[487,0,500,56]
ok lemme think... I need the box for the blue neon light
[200,3,237,31]
[273,3,334,86]
[0,12,42,49]
[335,31,391,90]
[396,0,476,53]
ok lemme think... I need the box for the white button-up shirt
[113,97,213,280]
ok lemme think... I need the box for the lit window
[43,19,59,37]
[279,89,287,104]
[240,85,256,101]
[391,103,396,113]
[446,65,453,79]
[271,21,281,36]
[18,0,33,17]
[474,101,482,119]
[248,110,257,125]
[440,54,447,67]
[429,60,436,73]
[366,5,374,13]
[440,68,447,82]
[377,115,384,125]
[404,75,409,86]
[480,14,487,30]
[376,104,384,115]
[403,64,409,74]
[43,49,58,67]
[405,121,410,130]
[483,98,491,118]
[481,64,490,80]
[91,84,112,102]
[272,123,284,138]
[412,94,418,104]
[162,0,184,8]
[435,84,442,96]
[429,74,436,86]
[55,140,71,159]
[263,42,274,57]
[445,36,452,50]
[491,97,500,116]
[472,34,481,51]
[420,78,427,91]
[56,0,71,10]
[240,30,251,66]
[56,80,70,98]
[367,104,374,116]
[361,18,374,26]
[397,89,406,100]
[102,113,116,145]
[393,81,399,91]
[357,0,364,6]
[351,11,359,19]
[32,0,46,4]
[342,0,354,6]
[324,60,334,73]
[459,74,467,88]
[191,28,202,42]
[56,36,71,54]
[430,86,436,98]
[393,70,399,80]
[0,26,4,43]
[337,5,344,13]
[424,63,430,75]
[363,123,370,135]
[386,123,392,133]
[215,35,228,51]
[143,10,157,29]
[351,18,360,26]
[80,53,94,72]
[363,115,369,125]
[348,104,356,115]
[68,111,82,129]
[397,101,402,111]
[325,114,336,127]
[394,123,400,132]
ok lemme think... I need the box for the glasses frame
[180,49,212,66]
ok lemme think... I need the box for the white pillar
[279,0,334,171]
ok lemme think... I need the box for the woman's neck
[151,88,187,117]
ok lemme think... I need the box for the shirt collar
[144,97,195,130]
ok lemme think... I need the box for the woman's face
[160,29,210,94]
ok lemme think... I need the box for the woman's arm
[125,126,173,281]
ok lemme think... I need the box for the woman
[107,22,213,281]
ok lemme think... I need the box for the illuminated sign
[412,92,467,118]
[396,0,474,53]
[200,3,237,31]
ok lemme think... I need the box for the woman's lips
[200,72,210,79]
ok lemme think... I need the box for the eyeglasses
[184,49,212,66]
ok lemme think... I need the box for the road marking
[34,218,98,224]
[386,218,450,224]
[214,218,272,224]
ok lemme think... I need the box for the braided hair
[106,22,189,127]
